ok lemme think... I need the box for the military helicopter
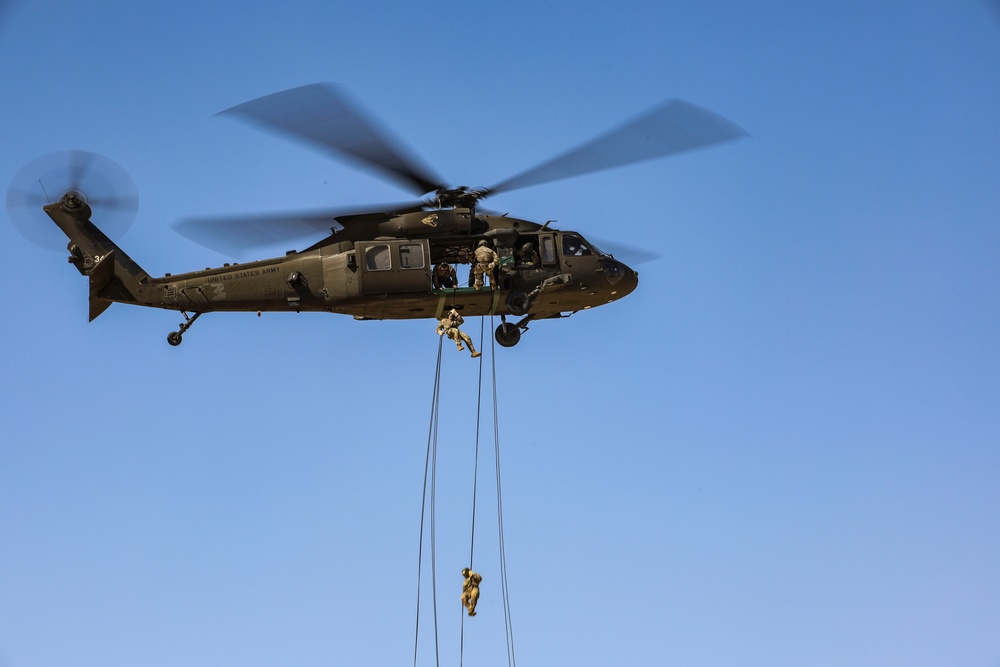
[8,84,745,347]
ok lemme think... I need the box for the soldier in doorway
[472,240,498,290]
[461,567,482,617]
[432,262,457,289]
[519,241,540,265]
[436,308,481,358]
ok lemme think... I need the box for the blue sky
[2,1,999,666]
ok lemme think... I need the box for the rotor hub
[432,186,489,209]
[62,190,87,209]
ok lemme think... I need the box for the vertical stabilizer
[44,194,151,320]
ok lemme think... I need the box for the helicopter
[8,84,746,347]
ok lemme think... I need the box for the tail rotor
[6,150,138,250]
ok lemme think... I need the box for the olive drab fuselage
[44,198,638,346]
[155,220,637,320]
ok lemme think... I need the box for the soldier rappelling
[436,308,481,358]
[461,567,482,617]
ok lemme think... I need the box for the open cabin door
[357,239,433,294]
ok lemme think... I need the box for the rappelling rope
[490,316,517,667]
[469,316,486,568]
[460,317,487,667]
[459,316,517,667]
[418,315,517,667]
[413,335,444,667]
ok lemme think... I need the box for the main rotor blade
[488,100,748,195]
[588,235,662,265]
[173,202,424,256]
[219,84,446,196]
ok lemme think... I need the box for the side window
[540,236,556,264]
[366,244,391,271]
[399,242,425,270]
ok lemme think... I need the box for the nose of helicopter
[601,257,638,301]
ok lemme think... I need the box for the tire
[167,331,183,346]
[505,290,531,316]
[495,322,521,347]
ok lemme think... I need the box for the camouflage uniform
[519,242,540,265]
[473,241,498,290]
[461,567,482,617]
[432,262,457,289]
[436,309,480,358]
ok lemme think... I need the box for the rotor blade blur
[219,84,446,196]
[173,201,425,256]
[7,150,138,250]
[488,100,748,195]
[589,235,661,265]
[174,210,342,255]
[67,150,95,192]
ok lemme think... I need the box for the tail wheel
[167,331,183,346]
[495,322,521,347]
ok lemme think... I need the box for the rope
[413,335,444,667]
[490,317,517,667]
[417,316,517,667]
[460,317,487,667]
[469,317,486,568]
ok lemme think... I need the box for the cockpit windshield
[561,233,595,257]
[585,237,608,256]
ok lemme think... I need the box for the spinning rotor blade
[488,100,748,196]
[66,150,95,194]
[589,235,662,265]
[6,150,138,250]
[174,201,425,256]
[174,210,342,255]
[219,84,446,196]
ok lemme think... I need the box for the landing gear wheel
[166,311,202,347]
[495,322,521,347]
[505,289,531,316]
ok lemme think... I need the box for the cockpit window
[562,234,593,257]
[586,238,607,256]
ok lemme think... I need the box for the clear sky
[2,1,999,666]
